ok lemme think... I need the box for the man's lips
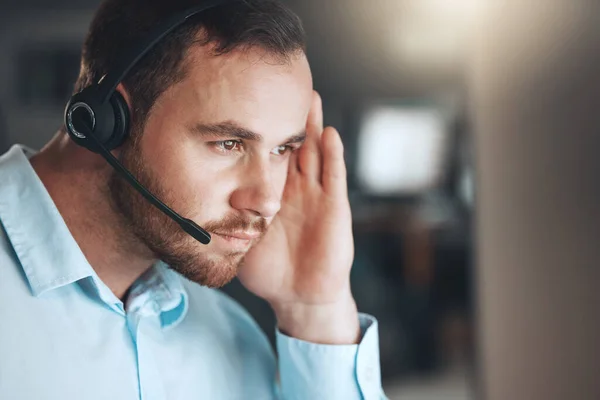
[212,231,261,241]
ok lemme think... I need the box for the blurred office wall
[472,1,600,399]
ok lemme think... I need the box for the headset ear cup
[104,91,130,150]
[65,85,112,153]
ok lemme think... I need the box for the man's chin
[166,251,245,288]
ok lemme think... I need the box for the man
[0,0,386,399]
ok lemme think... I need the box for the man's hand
[238,91,360,345]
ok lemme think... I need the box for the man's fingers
[321,126,348,198]
[298,91,323,180]
[287,149,300,180]
[307,90,323,135]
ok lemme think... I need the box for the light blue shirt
[0,144,386,400]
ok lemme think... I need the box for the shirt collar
[0,144,188,327]
[0,144,95,296]
[126,261,189,329]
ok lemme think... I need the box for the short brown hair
[74,0,306,131]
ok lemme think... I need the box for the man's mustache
[202,213,268,237]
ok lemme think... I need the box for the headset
[64,0,240,245]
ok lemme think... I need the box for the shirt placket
[126,282,167,400]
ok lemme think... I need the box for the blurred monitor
[356,103,450,197]
[16,45,81,107]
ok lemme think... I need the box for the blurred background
[0,0,478,398]
[1,1,599,399]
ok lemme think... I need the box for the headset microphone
[64,0,239,245]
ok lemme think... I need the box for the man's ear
[115,83,133,111]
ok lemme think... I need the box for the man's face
[109,45,313,287]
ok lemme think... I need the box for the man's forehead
[184,42,308,83]
[164,44,313,144]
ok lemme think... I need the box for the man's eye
[215,140,243,152]
[271,145,295,156]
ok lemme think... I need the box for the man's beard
[107,134,267,288]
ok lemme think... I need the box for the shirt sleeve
[275,313,387,400]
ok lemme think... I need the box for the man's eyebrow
[191,120,306,145]
[191,121,263,142]
[285,132,306,145]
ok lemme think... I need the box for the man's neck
[30,134,155,300]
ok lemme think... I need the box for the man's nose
[229,161,281,219]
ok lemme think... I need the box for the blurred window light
[357,104,448,196]
[412,0,483,26]
[387,0,484,68]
